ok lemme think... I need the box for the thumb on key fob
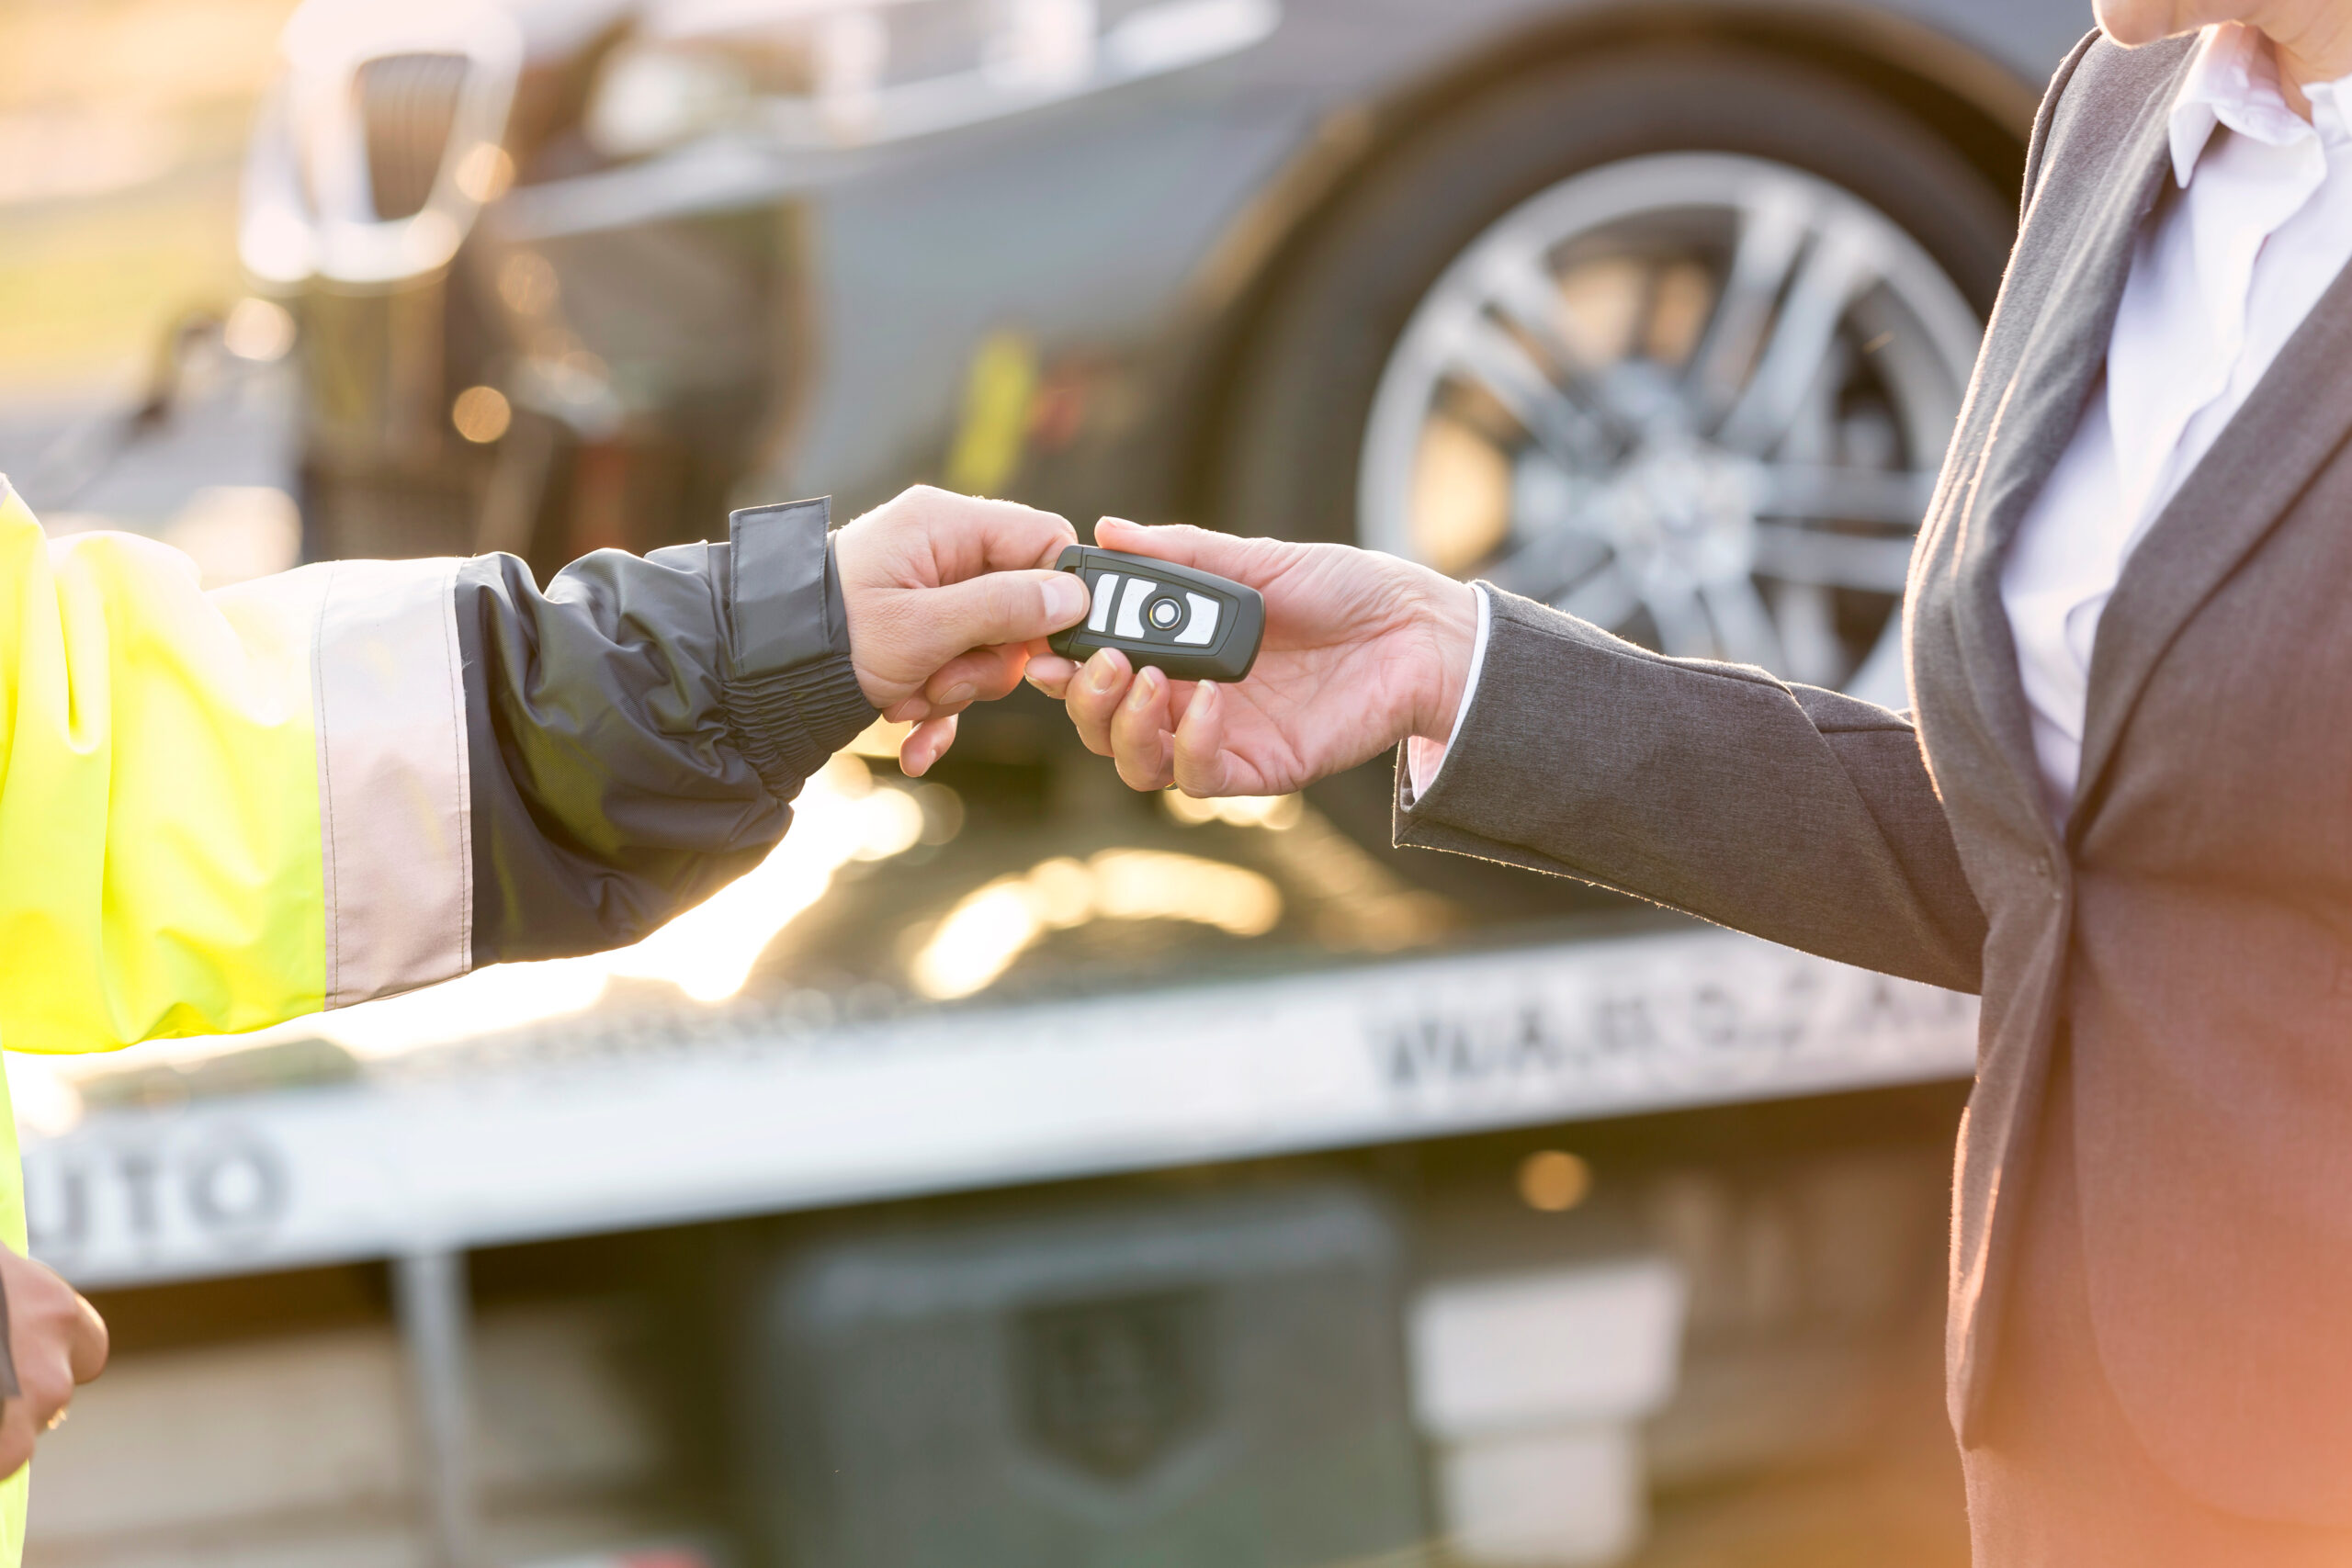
[1045,546,1265,682]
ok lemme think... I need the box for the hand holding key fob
[1046,546,1265,682]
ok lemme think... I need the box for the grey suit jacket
[1400,30,2352,1524]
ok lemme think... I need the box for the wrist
[827,524,894,708]
[823,533,885,705]
[1406,575,1480,743]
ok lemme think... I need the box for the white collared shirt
[2002,23,2352,826]
[1413,25,2352,823]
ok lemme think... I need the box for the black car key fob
[1046,546,1265,682]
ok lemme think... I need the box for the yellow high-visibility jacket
[0,480,866,1558]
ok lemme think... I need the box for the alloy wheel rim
[1358,152,1983,706]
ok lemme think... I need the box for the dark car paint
[744,1,2091,516]
[449,0,2090,574]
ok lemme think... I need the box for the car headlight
[584,0,1281,161]
[241,0,523,288]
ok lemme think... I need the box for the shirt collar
[2169,22,2338,186]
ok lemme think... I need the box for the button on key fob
[1046,546,1264,682]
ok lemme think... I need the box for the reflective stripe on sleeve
[312,558,472,1007]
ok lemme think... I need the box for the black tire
[1213,48,2013,919]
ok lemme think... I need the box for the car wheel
[1213,48,2010,916]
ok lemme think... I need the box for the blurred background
[0,2,2092,1565]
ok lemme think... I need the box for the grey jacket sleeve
[1395,589,1986,993]
[455,497,876,964]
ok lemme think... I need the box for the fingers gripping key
[1045,547,1265,682]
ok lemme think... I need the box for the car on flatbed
[18,5,2090,1566]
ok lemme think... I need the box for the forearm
[295,496,875,990]
[1397,589,1986,992]
[0,484,872,1053]
[458,498,876,965]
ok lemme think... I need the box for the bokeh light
[450,384,513,444]
[1519,1150,1594,1213]
[1162,791,1304,830]
[910,849,1283,1000]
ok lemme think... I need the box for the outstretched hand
[832,486,1087,774]
[1022,517,1478,796]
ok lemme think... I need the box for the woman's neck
[2278,42,2322,117]
[2262,7,2352,117]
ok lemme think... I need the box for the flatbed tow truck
[14,740,1979,1568]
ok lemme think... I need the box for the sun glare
[22,755,936,1113]
[910,849,1283,1000]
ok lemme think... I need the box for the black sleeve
[1396,589,1987,995]
[455,497,877,964]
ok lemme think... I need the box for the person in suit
[1022,7,2352,1562]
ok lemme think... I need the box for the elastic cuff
[724,651,876,801]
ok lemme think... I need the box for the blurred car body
[23,6,2093,1568]
[242,0,2089,878]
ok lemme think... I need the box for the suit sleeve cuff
[721,496,878,801]
[1400,583,1493,808]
